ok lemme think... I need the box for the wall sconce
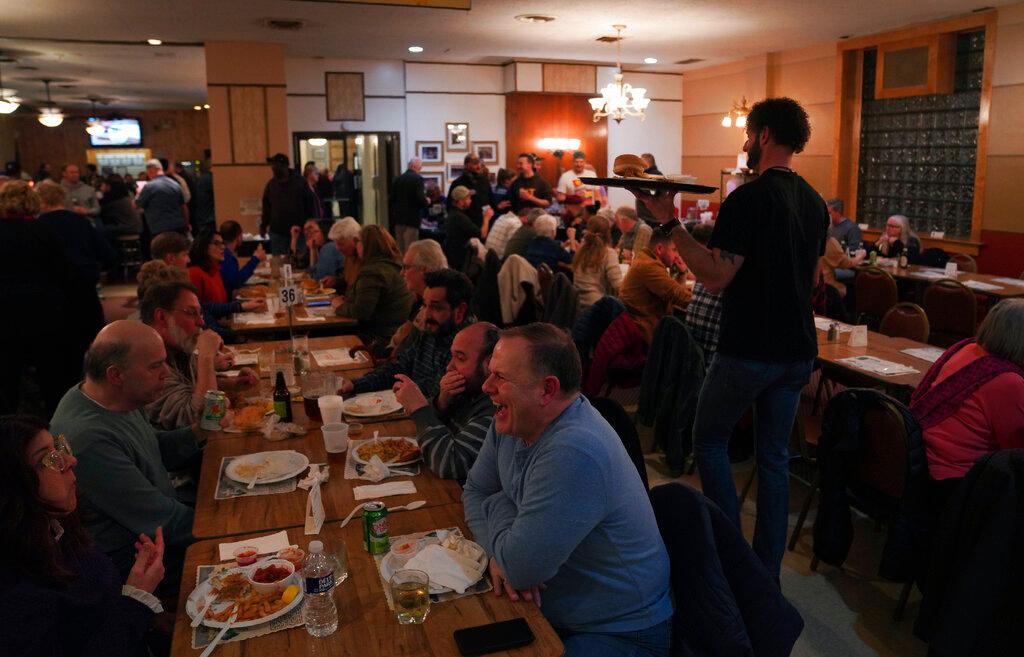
[721,96,751,128]
[538,138,581,161]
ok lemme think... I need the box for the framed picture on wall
[445,122,469,151]
[421,170,445,192]
[447,162,466,182]
[472,141,498,164]
[415,141,443,164]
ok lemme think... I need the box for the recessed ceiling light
[644,57,658,64]
[408,46,424,53]
[203,103,210,109]
[147,38,162,46]
[514,14,556,24]
[193,105,201,111]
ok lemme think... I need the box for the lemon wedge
[281,584,300,604]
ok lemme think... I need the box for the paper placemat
[231,350,260,366]
[312,348,369,368]
[962,279,1003,292]
[374,528,492,611]
[235,312,277,325]
[343,438,421,480]
[305,306,336,318]
[991,277,1024,287]
[814,317,853,333]
[901,347,946,363]
[296,315,326,323]
[837,355,920,377]
[910,270,946,280]
[218,530,291,562]
[190,563,304,649]
[214,456,300,500]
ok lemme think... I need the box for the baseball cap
[450,185,475,201]
[563,194,584,205]
[266,153,290,166]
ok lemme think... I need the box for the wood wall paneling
[326,72,366,121]
[505,92,608,189]
[229,86,269,164]
[542,64,597,94]
[1,109,210,174]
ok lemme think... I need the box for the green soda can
[200,390,227,430]
[362,501,390,555]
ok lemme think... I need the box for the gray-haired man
[390,157,429,251]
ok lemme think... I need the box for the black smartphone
[306,300,331,307]
[454,617,535,656]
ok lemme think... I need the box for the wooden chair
[854,267,898,329]
[879,302,930,343]
[948,253,977,273]
[923,279,977,348]
[803,392,919,621]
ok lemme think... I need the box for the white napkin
[296,315,326,323]
[404,544,485,594]
[353,481,416,500]
[218,530,290,562]
[361,455,391,482]
[298,463,329,490]
[236,312,276,325]
[231,351,260,366]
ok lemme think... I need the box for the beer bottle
[273,371,293,422]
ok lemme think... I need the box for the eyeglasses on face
[39,434,74,473]
[211,240,226,248]
[172,306,203,319]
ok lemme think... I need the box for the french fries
[205,589,289,622]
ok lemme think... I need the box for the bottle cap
[309,540,324,553]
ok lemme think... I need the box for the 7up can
[362,501,389,555]
[200,390,227,430]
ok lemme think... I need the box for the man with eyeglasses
[340,268,474,400]
[140,280,258,430]
[50,320,202,590]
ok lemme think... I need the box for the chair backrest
[855,266,899,323]
[917,248,950,269]
[536,262,553,302]
[879,302,930,343]
[588,396,648,490]
[853,400,909,501]
[948,253,978,273]
[923,278,977,347]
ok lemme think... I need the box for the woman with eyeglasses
[187,228,265,343]
[0,415,166,656]
[873,214,921,262]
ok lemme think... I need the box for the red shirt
[922,343,1024,480]
[188,264,228,303]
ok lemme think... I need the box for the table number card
[849,325,868,347]
[944,262,958,278]
[305,482,325,535]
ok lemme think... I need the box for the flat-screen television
[88,118,142,147]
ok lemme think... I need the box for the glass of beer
[390,570,430,624]
[301,372,326,421]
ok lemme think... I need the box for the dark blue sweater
[220,247,259,295]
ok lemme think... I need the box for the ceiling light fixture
[514,14,556,24]
[408,46,424,53]
[721,96,751,128]
[0,56,19,114]
[307,137,328,147]
[193,105,202,111]
[644,57,658,64]
[589,25,649,124]
[85,98,105,136]
[203,103,210,109]
[147,38,162,46]
[37,80,64,127]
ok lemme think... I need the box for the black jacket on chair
[638,316,705,472]
[812,388,929,581]
[650,483,803,657]
[389,169,428,228]
[914,449,1024,657]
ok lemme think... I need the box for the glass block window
[856,30,983,238]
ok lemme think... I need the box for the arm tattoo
[719,250,738,264]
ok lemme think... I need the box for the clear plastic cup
[318,395,345,425]
[321,423,349,453]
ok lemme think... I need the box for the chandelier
[589,25,649,123]
[37,80,64,128]
[721,96,751,128]
[85,98,105,136]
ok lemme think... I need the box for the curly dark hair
[0,415,90,585]
[746,97,812,154]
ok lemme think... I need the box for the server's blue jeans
[559,619,672,657]
[693,352,814,578]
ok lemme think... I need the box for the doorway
[293,131,401,228]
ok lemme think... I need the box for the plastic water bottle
[302,540,338,637]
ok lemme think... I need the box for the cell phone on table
[306,300,331,307]
[454,617,535,656]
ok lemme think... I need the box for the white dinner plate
[224,450,310,485]
[185,564,303,629]
[343,391,403,418]
[350,437,422,467]
[378,532,488,595]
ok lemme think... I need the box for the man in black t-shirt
[508,153,552,214]
[634,97,828,580]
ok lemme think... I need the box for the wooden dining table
[174,332,564,656]
[171,518,564,657]
[230,305,358,336]
[230,334,374,379]
[861,262,1024,300]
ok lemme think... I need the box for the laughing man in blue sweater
[463,323,673,657]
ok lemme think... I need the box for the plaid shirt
[685,282,722,356]
[352,322,466,398]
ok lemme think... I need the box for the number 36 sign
[279,285,300,307]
